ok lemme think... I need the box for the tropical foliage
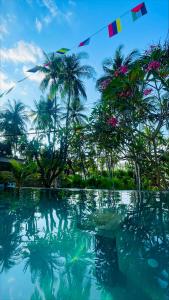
[0,43,168,189]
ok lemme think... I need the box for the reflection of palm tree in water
[95,234,125,293]
[23,238,59,300]
[0,208,21,273]
[21,190,95,299]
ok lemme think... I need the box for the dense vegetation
[0,43,168,190]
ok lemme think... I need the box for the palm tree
[31,96,60,146]
[96,45,139,90]
[10,160,38,189]
[0,210,21,273]
[40,52,95,161]
[39,53,62,99]
[39,54,63,150]
[0,100,28,156]
[63,98,88,126]
[57,53,94,126]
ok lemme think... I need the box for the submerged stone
[161,270,169,279]
[147,258,159,268]
[158,278,168,289]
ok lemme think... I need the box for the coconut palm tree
[31,96,61,146]
[39,54,63,149]
[31,97,53,131]
[40,52,95,160]
[10,160,38,189]
[96,45,139,90]
[39,53,62,99]
[56,53,94,128]
[0,100,28,156]
[63,98,88,126]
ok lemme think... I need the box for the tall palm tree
[31,96,60,146]
[39,53,62,99]
[96,45,139,89]
[57,53,94,124]
[40,52,95,160]
[0,100,28,156]
[63,98,88,126]
[59,53,95,161]
[39,54,63,148]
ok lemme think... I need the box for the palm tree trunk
[64,85,71,162]
[134,161,141,191]
[52,79,57,152]
[152,138,160,188]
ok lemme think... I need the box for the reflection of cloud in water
[120,191,131,204]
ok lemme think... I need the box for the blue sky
[0,0,168,112]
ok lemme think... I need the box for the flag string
[1,2,148,98]
[88,8,130,40]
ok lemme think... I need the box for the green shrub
[61,174,85,188]
[0,171,13,183]
[61,169,136,190]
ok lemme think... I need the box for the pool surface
[0,189,169,300]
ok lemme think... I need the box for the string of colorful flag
[0,75,32,98]
[54,2,147,55]
[1,2,147,98]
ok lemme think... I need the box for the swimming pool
[0,189,168,300]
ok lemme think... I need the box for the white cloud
[69,0,76,6]
[35,18,43,32]
[0,14,16,40]
[43,15,52,25]
[64,11,73,23]
[42,0,59,17]
[26,0,33,5]
[42,0,74,23]
[32,0,74,30]
[0,71,16,91]
[0,22,9,40]
[20,86,28,96]
[0,41,43,64]
[23,66,45,83]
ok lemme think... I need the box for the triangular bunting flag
[131,2,147,21]
[0,92,5,98]
[56,48,70,54]
[27,66,40,73]
[44,62,51,67]
[108,19,122,37]
[5,86,15,95]
[79,38,90,47]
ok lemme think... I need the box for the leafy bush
[61,174,85,188]
[61,170,135,190]
[0,171,13,183]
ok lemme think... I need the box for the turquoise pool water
[0,189,168,300]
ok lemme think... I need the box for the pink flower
[114,70,119,77]
[119,90,132,98]
[100,79,111,90]
[144,88,153,96]
[147,61,161,71]
[120,66,128,74]
[107,117,118,127]
[44,62,51,67]
[126,90,132,97]
[119,92,124,97]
